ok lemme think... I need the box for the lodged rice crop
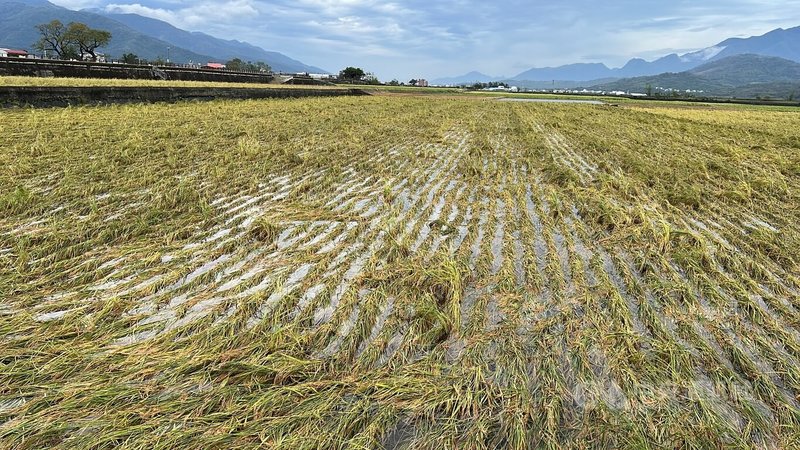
[0,94,799,448]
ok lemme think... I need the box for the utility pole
[167,46,171,64]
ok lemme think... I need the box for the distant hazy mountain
[431,71,505,85]
[436,26,800,84]
[591,54,800,99]
[93,11,326,73]
[513,63,613,82]
[612,54,696,78]
[0,0,324,73]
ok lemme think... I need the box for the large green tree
[33,20,75,59]
[121,53,139,65]
[226,57,245,71]
[339,67,365,81]
[65,23,111,61]
[226,58,272,73]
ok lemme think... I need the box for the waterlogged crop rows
[1,97,799,448]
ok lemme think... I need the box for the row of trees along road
[34,20,111,61]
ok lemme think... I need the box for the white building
[483,85,519,92]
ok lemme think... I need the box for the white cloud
[48,0,105,8]
[104,3,177,22]
[104,1,259,28]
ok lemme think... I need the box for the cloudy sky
[47,0,800,80]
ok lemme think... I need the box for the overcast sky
[47,0,800,80]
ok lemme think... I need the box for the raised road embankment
[0,86,368,107]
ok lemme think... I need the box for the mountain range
[431,71,507,85]
[433,26,800,85]
[591,54,800,99]
[0,0,325,73]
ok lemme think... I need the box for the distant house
[416,79,429,87]
[0,48,29,58]
[205,62,226,70]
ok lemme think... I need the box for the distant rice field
[1,95,799,448]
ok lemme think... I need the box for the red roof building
[0,48,29,58]
[205,62,226,70]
